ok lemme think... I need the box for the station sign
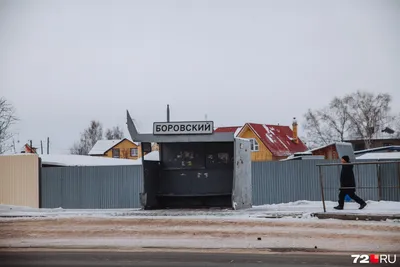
[153,121,214,135]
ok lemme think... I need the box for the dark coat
[340,164,356,190]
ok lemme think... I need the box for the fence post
[377,162,382,201]
[397,163,400,201]
[318,165,326,213]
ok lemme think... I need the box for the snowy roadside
[1,200,399,220]
[0,216,399,253]
[1,201,399,253]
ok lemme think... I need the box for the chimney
[292,117,298,144]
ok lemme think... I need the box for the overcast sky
[1,0,399,154]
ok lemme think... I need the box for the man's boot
[359,203,367,210]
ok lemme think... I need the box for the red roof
[244,123,308,157]
[214,126,241,133]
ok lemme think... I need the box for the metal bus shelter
[126,111,252,210]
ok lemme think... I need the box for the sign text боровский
[153,121,214,135]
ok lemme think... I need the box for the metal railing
[316,161,400,212]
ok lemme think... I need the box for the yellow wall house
[216,119,308,161]
[88,138,141,160]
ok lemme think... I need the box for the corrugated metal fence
[379,162,400,202]
[40,160,399,209]
[41,165,143,209]
[252,160,399,205]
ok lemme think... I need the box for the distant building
[308,142,355,160]
[344,127,400,151]
[88,138,141,160]
[21,143,38,154]
[344,138,400,151]
[214,126,242,134]
[215,119,308,161]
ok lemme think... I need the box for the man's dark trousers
[338,189,365,207]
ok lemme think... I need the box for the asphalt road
[0,251,363,267]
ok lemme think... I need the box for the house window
[130,148,138,157]
[250,138,259,151]
[112,148,120,158]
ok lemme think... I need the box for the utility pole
[40,140,43,154]
[47,137,49,154]
[167,104,170,122]
[12,139,16,154]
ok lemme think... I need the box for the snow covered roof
[281,155,325,161]
[241,123,308,157]
[88,138,139,155]
[308,142,351,152]
[40,154,141,167]
[356,152,400,160]
[133,151,160,164]
[354,146,400,155]
[143,150,160,161]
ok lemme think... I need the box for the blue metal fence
[41,165,143,209]
[40,160,399,209]
[252,160,398,205]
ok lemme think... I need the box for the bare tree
[0,98,18,154]
[303,97,351,148]
[393,113,400,138]
[70,120,103,155]
[105,126,124,140]
[343,91,393,149]
[303,91,395,149]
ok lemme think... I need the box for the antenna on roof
[205,114,208,121]
[166,104,170,122]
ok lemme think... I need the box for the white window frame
[130,148,138,157]
[250,138,259,152]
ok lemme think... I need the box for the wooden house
[215,119,308,161]
[88,138,141,160]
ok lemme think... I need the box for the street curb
[312,213,400,221]
[2,246,397,255]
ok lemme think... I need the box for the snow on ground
[1,215,399,252]
[0,200,399,219]
[1,201,399,252]
[250,200,400,216]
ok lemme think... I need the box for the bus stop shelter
[127,111,252,210]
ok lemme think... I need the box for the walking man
[334,155,367,210]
